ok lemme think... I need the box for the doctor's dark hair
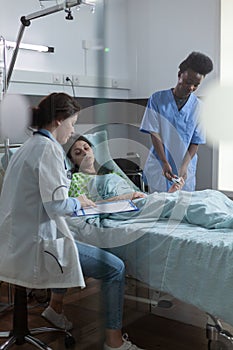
[31,92,80,129]
[179,52,213,76]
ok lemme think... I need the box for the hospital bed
[64,129,233,350]
[1,131,233,350]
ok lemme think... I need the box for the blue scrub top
[140,89,205,192]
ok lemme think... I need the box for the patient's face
[70,140,95,170]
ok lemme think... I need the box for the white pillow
[84,130,112,166]
[84,130,139,190]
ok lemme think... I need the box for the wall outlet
[72,75,79,85]
[112,79,118,88]
[52,74,62,84]
[63,75,72,84]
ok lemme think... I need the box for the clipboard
[75,199,138,216]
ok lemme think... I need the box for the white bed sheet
[67,216,233,327]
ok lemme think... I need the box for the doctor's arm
[179,143,199,180]
[44,197,81,217]
[151,132,174,180]
[44,195,95,218]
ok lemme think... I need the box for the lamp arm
[24,1,81,22]
[6,23,27,89]
[6,0,82,91]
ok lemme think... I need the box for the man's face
[176,69,204,97]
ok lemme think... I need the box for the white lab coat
[0,133,85,289]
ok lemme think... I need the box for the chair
[114,153,145,192]
[0,286,75,349]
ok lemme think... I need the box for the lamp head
[65,9,74,20]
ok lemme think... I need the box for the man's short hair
[179,52,213,76]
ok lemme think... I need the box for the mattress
[67,215,233,326]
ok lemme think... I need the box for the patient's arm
[96,191,146,203]
[168,177,185,193]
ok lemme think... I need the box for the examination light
[6,41,54,53]
[5,0,96,90]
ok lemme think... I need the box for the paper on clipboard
[75,199,138,216]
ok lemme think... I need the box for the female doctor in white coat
[0,93,144,350]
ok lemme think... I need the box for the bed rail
[0,140,22,166]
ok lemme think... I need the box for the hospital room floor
[0,279,208,350]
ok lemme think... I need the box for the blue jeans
[52,241,125,330]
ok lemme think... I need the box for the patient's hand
[77,194,96,208]
[105,191,146,202]
[168,177,185,193]
[131,191,147,199]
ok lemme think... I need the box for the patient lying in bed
[66,134,233,230]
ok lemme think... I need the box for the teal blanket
[78,172,233,230]
[66,173,233,326]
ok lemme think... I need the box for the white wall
[127,0,220,98]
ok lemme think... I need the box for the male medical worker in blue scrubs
[140,51,213,193]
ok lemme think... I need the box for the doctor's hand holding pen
[77,194,96,208]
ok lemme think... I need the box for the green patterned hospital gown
[68,171,135,202]
[68,172,95,198]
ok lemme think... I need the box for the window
[216,0,233,194]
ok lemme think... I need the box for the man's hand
[162,162,175,181]
[179,165,188,181]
